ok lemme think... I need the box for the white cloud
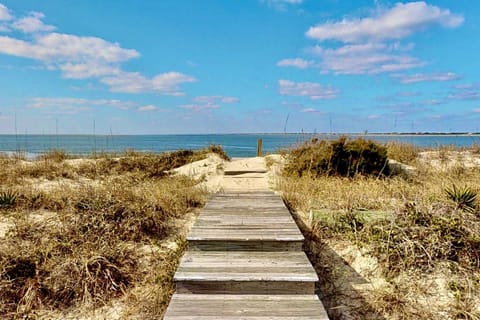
[394,72,460,84]
[181,95,240,112]
[447,83,480,101]
[0,33,139,64]
[0,4,197,95]
[137,105,158,112]
[261,0,303,10]
[30,97,136,111]
[301,108,322,113]
[278,79,339,100]
[277,58,314,69]
[101,71,196,94]
[310,43,423,75]
[368,114,381,119]
[12,12,55,33]
[180,104,220,112]
[0,32,195,94]
[423,99,445,105]
[306,2,463,43]
[193,95,239,104]
[59,62,121,79]
[0,3,13,21]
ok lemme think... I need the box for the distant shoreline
[1,133,480,137]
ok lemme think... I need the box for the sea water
[1,134,480,158]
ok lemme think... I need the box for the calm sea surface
[1,134,480,158]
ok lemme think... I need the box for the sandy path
[173,154,281,193]
[221,157,270,192]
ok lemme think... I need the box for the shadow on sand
[292,212,387,320]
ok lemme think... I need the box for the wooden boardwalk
[164,159,328,319]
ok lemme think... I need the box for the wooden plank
[176,280,314,295]
[174,251,318,294]
[164,294,329,319]
[188,191,304,250]
[165,188,329,318]
[223,170,268,175]
[188,240,303,252]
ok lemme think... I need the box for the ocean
[1,134,480,158]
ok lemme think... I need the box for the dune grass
[0,146,224,319]
[279,139,480,319]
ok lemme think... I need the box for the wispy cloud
[101,71,196,95]
[137,105,158,112]
[193,95,240,104]
[448,84,480,101]
[306,2,463,43]
[301,108,325,114]
[261,0,303,11]
[279,80,339,100]
[0,4,196,95]
[0,33,139,63]
[394,72,460,84]
[277,58,315,69]
[181,95,239,113]
[12,12,55,33]
[0,3,12,21]
[422,99,445,106]
[30,97,137,112]
[180,104,220,112]
[309,43,423,75]
[279,2,464,76]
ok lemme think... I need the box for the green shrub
[445,184,477,213]
[0,190,17,209]
[284,136,389,178]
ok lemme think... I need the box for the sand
[172,153,284,193]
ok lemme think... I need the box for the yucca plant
[445,184,477,213]
[0,190,18,208]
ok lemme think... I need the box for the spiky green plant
[445,184,477,212]
[0,190,17,208]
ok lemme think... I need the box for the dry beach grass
[0,148,230,319]
[278,138,480,319]
[1,139,480,319]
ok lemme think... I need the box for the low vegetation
[279,137,480,319]
[0,146,225,319]
[283,136,389,178]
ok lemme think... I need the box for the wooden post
[257,138,263,157]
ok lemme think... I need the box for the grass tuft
[445,184,477,213]
[0,147,211,318]
[283,136,389,178]
[279,140,480,319]
[0,190,17,209]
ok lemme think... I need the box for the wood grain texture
[164,189,329,319]
[174,251,318,294]
[188,192,304,251]
[164,294,329,319]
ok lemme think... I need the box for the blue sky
[0,0,479,134]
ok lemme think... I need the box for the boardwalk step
[189,192,303,251]
[188,239,303,251]
[174,251,318,294]
[164,294,329,319]
[223,169,268,175]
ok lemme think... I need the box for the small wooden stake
[257,138,263,157]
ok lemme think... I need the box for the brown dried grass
[0,147,222,319]
[279,142,480,319]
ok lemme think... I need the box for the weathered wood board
[164,185,329,318]
[164,294,329,319]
